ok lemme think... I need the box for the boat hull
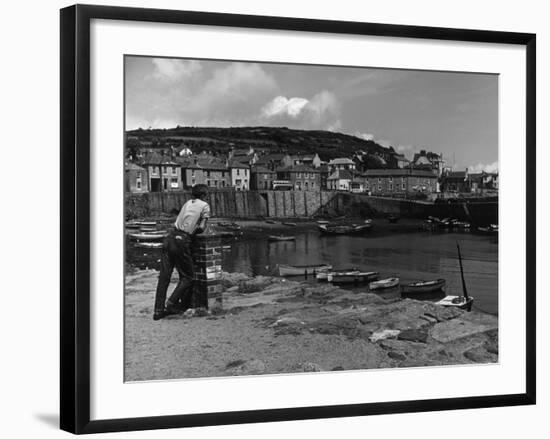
[278,264,332,276]
[329,271,379,284]
[268,236,296,242]
[369,277,400,290]
[436,295,474,311]
[402,279,446,294]
[318,224,372,235]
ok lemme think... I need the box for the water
[127,227,498,315]
[220,230,498,315]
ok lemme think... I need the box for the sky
[125,56,498,172]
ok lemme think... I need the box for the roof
[176,156,228,171]
[140,152,179,166]
[364,169,438,178]
[328,158,355,165]
[256,153,288,164]
[228,159,250,169]
[276,164,320,173]
[290,154,317,161]
[393,154,410,162]
[251,166,275,174]
[125,162,145,171]
[445,171,467,179]
[328,169,353,180]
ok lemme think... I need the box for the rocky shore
[125,269,498,381]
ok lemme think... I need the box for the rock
[463,346,497,363]
[299,362,322,372]
[430,318,497,343]
[419,314,439,324]
[397,328,428,343]
[387,351,407,361]
[233,359,267,375]
[220,272,251,287]
[369,329,401,342]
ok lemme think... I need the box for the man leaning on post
[153,184,210,321]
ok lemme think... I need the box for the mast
[456,242,469,299]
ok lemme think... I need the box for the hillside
[126,126,393,162]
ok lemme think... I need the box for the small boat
[134,221,156,226]
[437,243,474,311]
[387,215,400,223]
[318,223,372,235]
[282,222,297,227]
[328,271,380,284]
[402,279,446,294]
[268,235,296,242]
[135,242,163,249]
[265,219,277,224]
[436,295,474,311]
[278,263,332,277]
[316,220,330,225]
[316,267,358,281]
[128,232,168,241]
[369,277,400,290]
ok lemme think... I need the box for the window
[222,181,226,187]
[172,167,177,175]
[191,170,195,178]
[305,181,309,190]
[389,176,393,182]
[378,185,381,191]
[191,179,195,185]
[378,177,381,183]
[152,166,158,175]
[162,166,167,174]
[263,174,268,180]
[402,183,406,190]
[311,182,315,189]
[389,184,393,191]
[206,171,210,177]
[170,178,178,188]
[237,169,240,176]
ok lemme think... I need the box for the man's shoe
[153,311,166,321]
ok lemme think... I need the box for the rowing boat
[316,267,358,281]
[278,263,332,276]
[268,235,296,242]
[318,223,372,235]
[128,232,168,241]
[369,277,400,290]
[436,295,474,311]
[328,271,379,284]
[402,279,446,294]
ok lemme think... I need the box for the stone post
[191,233,223,311]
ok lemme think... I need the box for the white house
[228,160,250,191]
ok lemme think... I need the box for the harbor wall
[126,191,498,225]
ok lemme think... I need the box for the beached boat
[328,271,380,284]
[278,263,332,276]
[369,277,400,290]
[436,243,474,311]
[282,222,297,227]
[265,220,278,224]
[316,267,358,281]
[268,235,296,242]
[436,295,474,311]
[128,232,168,241]
[318,223,372,235]
[135,242,163,249]
[402,278,446,294]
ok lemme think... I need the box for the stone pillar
[191,233,223,311]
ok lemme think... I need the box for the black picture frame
[60,4,536,434]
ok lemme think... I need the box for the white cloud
[260,90,340,131]
[468,161,498,173]
[152,59,202,81]
[353,132,375,141]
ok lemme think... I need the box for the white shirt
[174,198,210,234]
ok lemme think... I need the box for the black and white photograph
[124,56,499,381]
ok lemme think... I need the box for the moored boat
[282,222,297,227]
[316,267,357,281]
[328,271,380,284]
[318,223,372,235]
[278,263,332,276]
[268,235,296,242]
[402,278,446,294]
[128,232,168,241]
[436,295,474,311]
[265,219,277,224]
[369,277,400,290]
[135,242,163,249]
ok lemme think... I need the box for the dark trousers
[154,230,195,314]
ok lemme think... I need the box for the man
[153,184,210,320]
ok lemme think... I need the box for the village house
[255,153,291,171]
[228,160,250,191]
[440,170,469,193]
[364,169,438,195]
[276,165,321,191]
[228,146,258,166]
[328,158,356,173]
[389,152,411,169]
[250,166,276,190]
[177,156,230,189]
[412,150,445,176]
[287,153,322,168]
[139,152,182,192]
[125,162,149,193]
[466,171,499,194]
[327,169,353,191]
